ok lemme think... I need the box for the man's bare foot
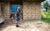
[16,25,19,27]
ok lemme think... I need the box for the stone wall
[23,2,41,20]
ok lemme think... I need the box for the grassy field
[41,10,50,23]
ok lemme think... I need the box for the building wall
[0,3,2,16]
[0,3,10,19]
[4,3,10,19]
[0,2,41,20]
[23,2,41,20]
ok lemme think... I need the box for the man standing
[15,7,21,27]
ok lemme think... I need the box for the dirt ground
[0,19,50,31]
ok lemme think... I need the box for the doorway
[10,2,23,20]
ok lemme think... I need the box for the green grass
[41,16,50,23]
[41,10,50,23]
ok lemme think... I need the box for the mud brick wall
[35,3,41,20]
[23,2,41,20]
[3,3,10,19]
[0,4,2,16]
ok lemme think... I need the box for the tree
[43,1,49,12]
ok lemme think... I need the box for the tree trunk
[46,7,48,12]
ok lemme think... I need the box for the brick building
[0,0,44,20]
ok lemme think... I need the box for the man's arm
[15,11,19,19]
[15,12,17,19]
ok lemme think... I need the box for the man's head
[17,6,20,11]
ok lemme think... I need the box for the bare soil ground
[0,19,50,31]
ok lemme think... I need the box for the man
[15,7,21,27]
